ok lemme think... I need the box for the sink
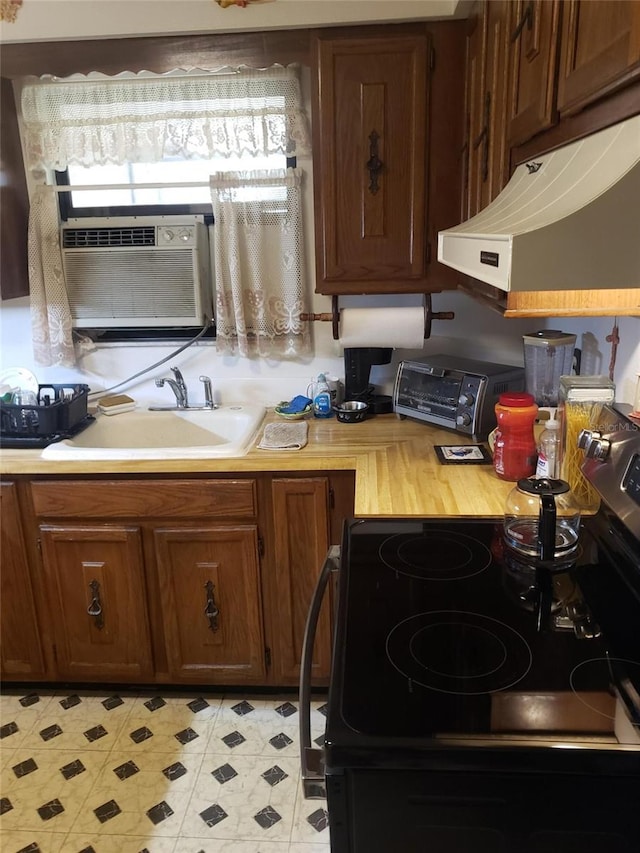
[41,405,266,460]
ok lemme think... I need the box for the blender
[523,330,580,408]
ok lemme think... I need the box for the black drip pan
[0,415,95,449]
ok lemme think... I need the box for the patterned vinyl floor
[0,688,330,853]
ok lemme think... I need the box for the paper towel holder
[300,295,454,341]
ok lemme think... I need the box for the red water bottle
[493,392,538,481]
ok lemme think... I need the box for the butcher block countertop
[0,411,515,517]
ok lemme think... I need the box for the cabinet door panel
[155,526,265,683]
[39,525,153,681]
[314,34,428,292]
[508,0,561,146]
[0,483,45,677]
[271,478,331,683]
[557,0,640,115]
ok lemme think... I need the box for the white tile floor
[0,689,330,853]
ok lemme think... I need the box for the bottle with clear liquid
[535,410,561,479]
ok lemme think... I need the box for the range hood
[438,116,640,292]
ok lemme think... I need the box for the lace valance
[21,65,311,170]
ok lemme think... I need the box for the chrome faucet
[154,366,189,408]
[150,368,217,410]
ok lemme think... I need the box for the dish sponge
[97,394,136,416]
[277,395,312,415]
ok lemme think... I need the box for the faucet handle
[170,366,186,386]
[199,375,215,409]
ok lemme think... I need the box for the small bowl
[334,400,369,423]
[275,403,313,420]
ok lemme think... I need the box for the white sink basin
[41,405,266,460]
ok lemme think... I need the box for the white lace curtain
[21,66,311,365]
[210,169,310,358]
[21,66,311,170]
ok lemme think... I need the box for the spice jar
[493,392,538,481]
[558,375,615,511]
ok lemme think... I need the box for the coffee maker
[343,347,394,415]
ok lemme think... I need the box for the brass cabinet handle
[204,580,220,632]
[366,130,384,195]
[87,579,104,629]
[510,0,534,43]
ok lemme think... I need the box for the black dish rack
[0,383,93,448]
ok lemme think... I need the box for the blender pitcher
[523,330,580,408]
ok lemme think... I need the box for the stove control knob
[578,428,601,449]
[456,412,472,427]
[458,393,475,407]
[584,437,611,460]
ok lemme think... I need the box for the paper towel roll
[339,306,425,348]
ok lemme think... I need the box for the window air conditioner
[61,216,212,328]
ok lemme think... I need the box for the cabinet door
[463,2,488,219]
[313,34,429,293]
[155,526,265,683]
[0,79,29,300]
[508,0,561,147]
[39,525,153,681]
[557,0,640,115]
[0,483,45,678]
[465,1,512,218]
[271,478,331,684]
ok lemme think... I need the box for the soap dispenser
[311,374,332,419]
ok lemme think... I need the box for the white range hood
[437,116,640,292]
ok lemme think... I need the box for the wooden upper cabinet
[463,2,488,219]
[0,79,29,301]
[313,32,429,294]
[507,0,562,147]
[557,0,640,115]
[464,1,512,219]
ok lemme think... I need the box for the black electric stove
[300,405,640,852]
[328,517,636,752]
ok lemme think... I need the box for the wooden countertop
[0,411,515,517]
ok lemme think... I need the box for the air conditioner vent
[60,217,211,328]
[62,226,157,249]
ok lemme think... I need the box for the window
[57,152,295,220]
[22,66,312,359]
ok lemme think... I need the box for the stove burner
[569,657,640,720]
[379,530,492,581]
[386,611,533,695]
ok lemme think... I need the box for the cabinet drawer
[31,479,257,519]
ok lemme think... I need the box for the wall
[1,0,638,409]
[0,0,465,43]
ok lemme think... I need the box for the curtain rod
[49,181,211,192]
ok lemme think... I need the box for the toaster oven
[393,354,525,438]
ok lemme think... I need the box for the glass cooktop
[330,518,636,742]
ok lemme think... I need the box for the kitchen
[1,1,640,852]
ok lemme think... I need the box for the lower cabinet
[0,482,45,678]
[0,472,354,687]
[155,525,265,683]
[270,477,332,684]
[39,524,154,681]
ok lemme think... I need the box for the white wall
[2,289,638,408]
[0,0,464,43]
